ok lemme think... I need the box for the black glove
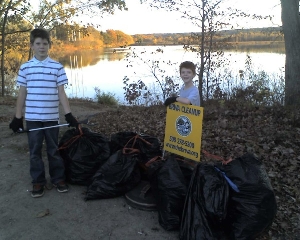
[65,113,78,128]
[9,116,24,133]
[164,96,177,106]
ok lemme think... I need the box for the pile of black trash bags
[59,127,277,240]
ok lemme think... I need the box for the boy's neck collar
[33,56,49,62]
[184,82,194,89]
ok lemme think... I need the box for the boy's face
[30,37,50,61]
[180,67,196,84]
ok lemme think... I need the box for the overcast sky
[30,0,282,35]
[95,0,282,34]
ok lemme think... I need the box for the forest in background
[2,24,285,95]
[1,0,297,106]
[131,27,284,50]
[51,25,284,51]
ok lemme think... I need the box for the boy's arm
[178,88,200,106]
[9,86,26,132]
[58,85,78,127]
[58,85,71,114]
[15,86,27,118]
[164,96,191,106]
[176,96,191,105]
[165,87,200,106]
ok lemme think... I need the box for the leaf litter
[88,101,300,239]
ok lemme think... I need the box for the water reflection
[63,46,285,103]
[57,48,130,68]
[228,42,285,54]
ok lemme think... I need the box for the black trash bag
[216,153,277,240]
[147,155,188,231]
[133,133,162,163]
[175,155,196,188]
[180,163,230,240]
[85,149,141,200]
[110,131,162,164]
[109,131,137,153]
[59,127,110,186]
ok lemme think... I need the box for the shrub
[94,87,119,106]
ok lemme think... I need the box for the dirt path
[0,98,178,240]
[2,97,299,239]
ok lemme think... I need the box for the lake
[62,45,285,104]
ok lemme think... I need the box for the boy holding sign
[164,61,203,162]
[164,61,200,107]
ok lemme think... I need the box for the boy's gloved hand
[9,117,24,132]
[164,96,177,106]
[65,113,79,128]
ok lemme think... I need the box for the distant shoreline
[128,42,285,54]
[51,43,285,60]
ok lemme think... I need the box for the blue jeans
[26,121,65,185]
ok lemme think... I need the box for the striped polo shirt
[17,56,68,121]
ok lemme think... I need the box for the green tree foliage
[26,0,78,29]
[1,0,31,96]
[24,0,129,30]
[0,0,131,96]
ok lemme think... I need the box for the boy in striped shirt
[9,28,78,198]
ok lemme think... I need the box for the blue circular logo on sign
[176,115,192,137]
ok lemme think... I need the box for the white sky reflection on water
[64,46,285,103]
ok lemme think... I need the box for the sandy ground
[0,98,178,240]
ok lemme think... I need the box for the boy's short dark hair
[30,28,51,45]
[180,61,196,74]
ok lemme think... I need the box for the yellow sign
[163,102,204,162]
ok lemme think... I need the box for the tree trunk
[281,0,300,106]
[1,0,12,97]
[198,0,206,106]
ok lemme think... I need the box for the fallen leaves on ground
[88,101,300,239]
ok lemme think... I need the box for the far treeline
[131,27,284,49]
[51,25,284,51]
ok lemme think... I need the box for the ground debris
[87,101,300,239]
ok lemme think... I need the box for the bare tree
[148,0,241,104]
